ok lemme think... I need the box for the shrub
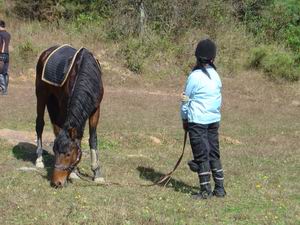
[17,40,37,61]
[120,38,149,73]
[11,0,63,21]
[11,0,111,22]
[119,33,174,74]
[249,45,299,81]
[248,45,268,68]
[105,2,140,41]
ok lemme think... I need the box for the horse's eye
[66,153,71,157]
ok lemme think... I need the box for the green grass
[0,71,299,224]
[0,137,298,225]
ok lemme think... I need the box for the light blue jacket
[181,67,222,124]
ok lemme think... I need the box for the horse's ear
[68,128,77,141]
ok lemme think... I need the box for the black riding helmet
[195,39,216,62]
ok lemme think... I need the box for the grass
[0,70,299,224]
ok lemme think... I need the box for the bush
[119,33,175,74]
[249,45,299,81]
[102,0,230,41]
[248,45,268,68]
[17,40,38,62]
[120,38,149,73]
[11,0,63,21]
[240,0,300,58]
[11,0,111,22]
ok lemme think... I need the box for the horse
[35,45,104,187]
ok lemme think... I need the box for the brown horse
[35,45,104,187]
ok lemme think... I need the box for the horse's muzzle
[51,169,69,188]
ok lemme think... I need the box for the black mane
[53,129,70,153]
[53,48,103,153]
[64,49,103,138]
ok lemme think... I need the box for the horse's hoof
[69,171,80,180]
[35,159,44,168]
[94,177,105,184]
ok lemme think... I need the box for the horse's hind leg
[35,95,46,168]
[89,107,104,183]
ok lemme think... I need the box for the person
[0,20,11,95]
[180,38,226,200]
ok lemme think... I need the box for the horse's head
[51,128,82,188]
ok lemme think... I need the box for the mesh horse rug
[42,44,82,87]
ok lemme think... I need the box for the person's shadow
[136,166,198,194]
[12,142,54,181]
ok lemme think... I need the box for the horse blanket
[42,44,82,87]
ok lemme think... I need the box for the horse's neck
[63,113,86,139]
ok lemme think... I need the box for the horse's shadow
[136,166,198,194]
[12,142,54,181]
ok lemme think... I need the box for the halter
[54,143,82,172]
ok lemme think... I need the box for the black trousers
[188,122,220,163]
[0,53,9,72]
[0,53,9,92]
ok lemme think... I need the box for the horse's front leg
[35,95,46,168]
[89,107,104,183]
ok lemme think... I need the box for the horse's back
[36,45,103,104]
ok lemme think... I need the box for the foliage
[120,38,150,73]
[10,0,112,22]
[104,0,229,40]
[17,40,38,62]
[236,0,300,60]
[231,0,271,20]
[105,1,140,40]
[249,45,299,81]
[7,0,300,81]
[11,0,64,21]
[59,0,113,20]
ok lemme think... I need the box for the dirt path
[0,128,54,146]
[0,128,242,148]
[7,80,180,97]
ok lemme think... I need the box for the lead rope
[146,130,188,187]
[74,131,188,187]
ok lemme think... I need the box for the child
[181,39,226,199]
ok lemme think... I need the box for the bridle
[54,142,82,172]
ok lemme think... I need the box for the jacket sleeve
[180,73,196,121]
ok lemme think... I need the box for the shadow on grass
[137,166,198,194]
[12,142,54,181]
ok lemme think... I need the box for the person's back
[0,19,11,95]
[182,67,222,125]
[0,28,10,53]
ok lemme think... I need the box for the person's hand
[182,120,188,131]
[181,92,189,102]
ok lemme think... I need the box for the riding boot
[3,73,8,95]
[192,161,212,200]
[210,159,226,197]
[0,73,5,94]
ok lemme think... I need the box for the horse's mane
[64,48,103,138]
[53,130,70,153]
